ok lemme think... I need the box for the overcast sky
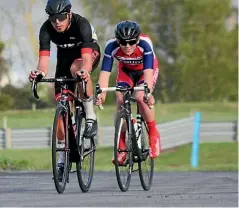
[0,0,238,87]
[0,0,84,86]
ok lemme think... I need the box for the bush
[0,92,14,110]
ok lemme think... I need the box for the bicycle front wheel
[76,110,95,193]
[114,110,132,192]
[52,106,70,194]
[138,119,154,191]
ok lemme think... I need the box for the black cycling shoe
[57,163,64,182]
[83,119,98,138]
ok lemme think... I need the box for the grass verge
[0,102,237,129]
[0,142,237,172]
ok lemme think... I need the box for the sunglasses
[118,39,138,46]
[49,13,68,23]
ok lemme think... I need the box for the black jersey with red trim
[39,13,100,58]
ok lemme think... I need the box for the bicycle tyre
[76,110,95,192]
[52,106,70,194]
[114,110,133,192]
[138,119,154,191]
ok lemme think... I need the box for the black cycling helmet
[115,20,140,41]
[45,0,72,15]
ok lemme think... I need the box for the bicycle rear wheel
[138,119,154,191]
[52,106,70,194]
[114,110,133,192]
[76,110,95,192]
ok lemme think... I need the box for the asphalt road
[0,171,238,207]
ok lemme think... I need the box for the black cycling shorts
[54,49,101,96]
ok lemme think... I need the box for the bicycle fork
[127,115,142,170]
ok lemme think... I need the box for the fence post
[96,111,102,147]
[48,127,52,147]
[4,128,12,149]
[96,126,102,147]
[233,120,238,141]
[0,129,3,149]
[191,112,201,168]
[3,116,7,128]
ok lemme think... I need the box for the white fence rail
[200,122,237,142]
[97,117,195,149]
[159,117,194,150]
[0,118,237,150]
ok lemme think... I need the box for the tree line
[82,0,238,102]
[0,0,237,110]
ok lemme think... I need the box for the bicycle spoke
[52,106,70,194]
[76,112,95,193]
[138,120,154,191]
[114,111,132,192]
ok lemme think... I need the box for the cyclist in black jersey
[29,0,101,178]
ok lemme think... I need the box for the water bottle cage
[131,114,142,149]
[136,114,142,139]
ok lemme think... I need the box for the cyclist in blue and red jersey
[95,20,161,164]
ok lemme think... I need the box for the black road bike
[95,83,154,192]
[31,76,96,194]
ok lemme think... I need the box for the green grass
[0,142,237,171]
[0,102,237,129]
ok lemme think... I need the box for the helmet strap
[66,13,72,30]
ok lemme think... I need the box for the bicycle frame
[32,77,84,128]
[31,76,97,193]
[120,90,141,161]
[95,83,151,162]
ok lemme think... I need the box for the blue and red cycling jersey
[101,34,159,87]
[101,34,158,72]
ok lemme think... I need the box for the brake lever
[95,84,104,110]
[144,83,154,109]
[31,79,39,99]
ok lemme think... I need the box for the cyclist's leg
[115,64,135,128]
[135,58,161,158]
[112,65,134,164]
[70,49,101,138]
[55,57,76,174]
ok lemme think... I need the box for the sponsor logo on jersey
[116,56,143,64]
[57,42,81,48]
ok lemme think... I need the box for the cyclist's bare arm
[37,55,50,76]
[142,37,155,92]
[97,39,115,88]
[36,21,51,76]
[143,69,154,92]
[95,40,114,105]
[29,55,49,81]
[81,51,93,72]
[95,71,111,106]
[98,71,111,88]
[75,50,94,96]
[78,17,95,73]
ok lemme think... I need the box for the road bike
[95,83,154,192]
[31,76,96,194]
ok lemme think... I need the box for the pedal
[133,155,139,163]
[120,159,129,167]
[69,150,81,163]
[141,149,149,161]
